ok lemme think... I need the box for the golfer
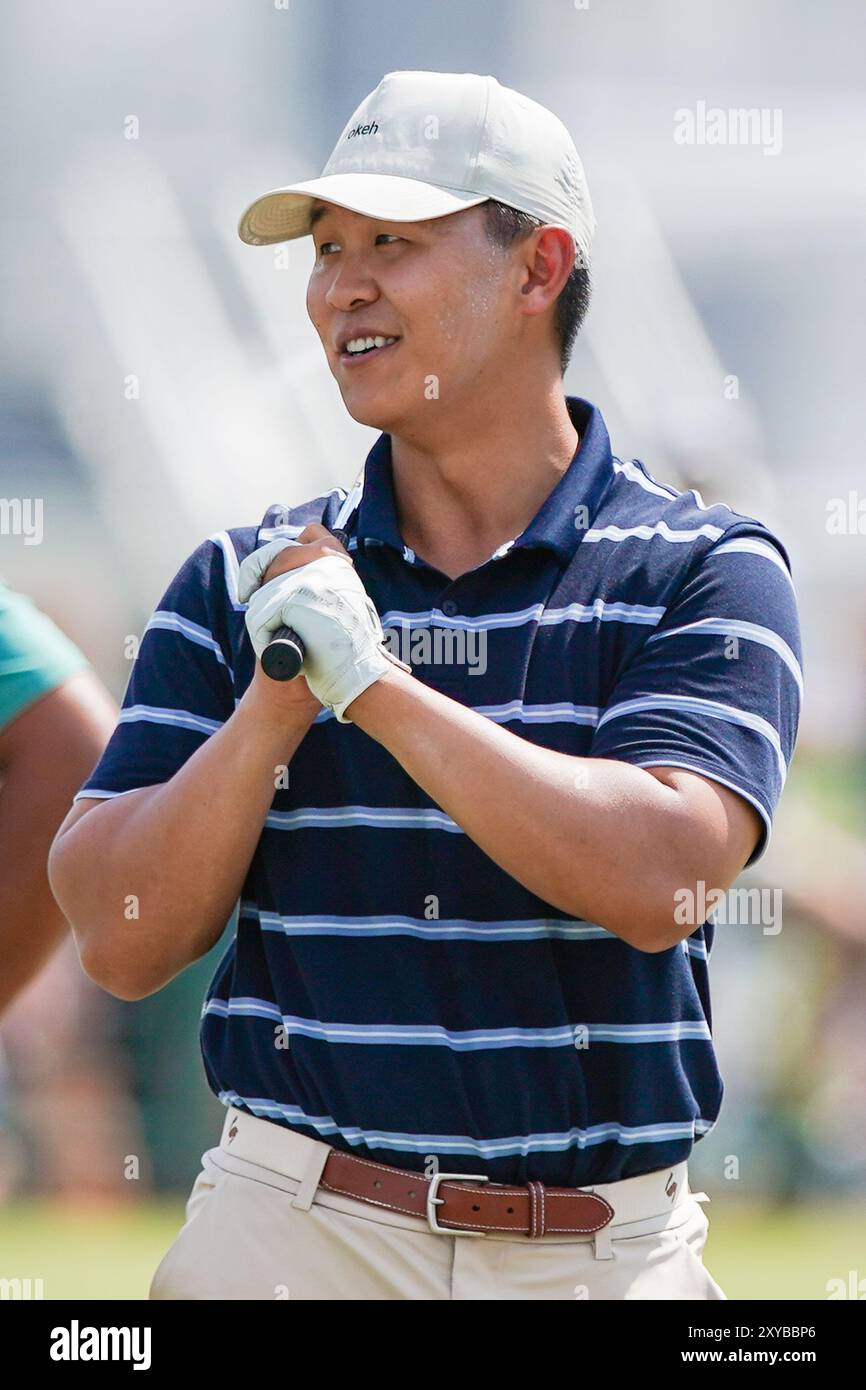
[49,70,802,1299]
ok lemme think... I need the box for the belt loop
[528,1180,546,1238]
[290,1141,331,1211]
[593,1225,613,1260]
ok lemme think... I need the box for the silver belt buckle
[426,1171,489,1236]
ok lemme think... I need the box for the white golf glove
[238,538,410,723]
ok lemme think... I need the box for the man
[48,71,802,1299]
[0,579,117,1014]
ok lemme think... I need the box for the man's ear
[521,226,575,308]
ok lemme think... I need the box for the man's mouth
[339,336,401,366]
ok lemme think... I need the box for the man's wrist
[235,679,320,745]
[331,644,413,723]
[342,659,414,725]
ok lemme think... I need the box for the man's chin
[339,390,405,434]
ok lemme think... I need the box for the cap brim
[238,173,490,245]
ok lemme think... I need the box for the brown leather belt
[316,1147,615,1238]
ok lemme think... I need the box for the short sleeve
[588,528,803,867]
[74,538,236,802]
[0,580,91,733]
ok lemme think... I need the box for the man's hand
[238,524,410,723]
[238,526,349,721]
[241,523,353,593]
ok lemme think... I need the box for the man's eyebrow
[309,204,331,232]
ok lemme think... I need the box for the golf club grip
[261,526,350,681]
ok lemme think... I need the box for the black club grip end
[261,626,305,681]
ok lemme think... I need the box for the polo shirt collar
[353,395,615,564]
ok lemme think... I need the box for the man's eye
[317,234,402,256]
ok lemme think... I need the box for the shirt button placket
[431,591,462,692]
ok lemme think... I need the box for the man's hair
[481,199,591,376]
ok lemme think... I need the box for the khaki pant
[150,1107,727,1300]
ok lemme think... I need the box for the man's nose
[325,257,379,311]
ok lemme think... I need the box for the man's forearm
[348,668,693,950]
[49,683,317,998]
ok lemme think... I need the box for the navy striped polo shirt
[75,395,803,1186]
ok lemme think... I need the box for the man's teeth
[345,335,399,355]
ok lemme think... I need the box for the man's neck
[388,385,580,579]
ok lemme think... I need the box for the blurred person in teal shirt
[0,579,117,1014]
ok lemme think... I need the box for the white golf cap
[238,69,596,269]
